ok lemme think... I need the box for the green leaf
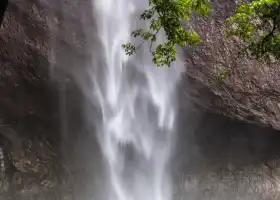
[227,0,280,62]
[122,0,212,67]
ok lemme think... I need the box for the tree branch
[150,26,162,52]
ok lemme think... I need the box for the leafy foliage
[123,0,280,67]
[122,0,212,67]
[227,0,280,62]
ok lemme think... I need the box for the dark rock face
[0,0,93,90]
[0,1,90,198]
[173,111,280,200]
[0,0,8,25]
[0,1,48,89]
[182,0,280,130]
[0,88,70,199]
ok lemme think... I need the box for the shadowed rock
[0,0,8,25]
[173,111,280,200]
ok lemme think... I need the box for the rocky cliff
[2,1,280,200]
[2,0,279,130]
[0,1,90,198]
[181,0,280,130]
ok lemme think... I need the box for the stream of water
[89,0,184,199]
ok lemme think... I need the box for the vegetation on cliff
[227,0,280,63]
[123,0,280,67]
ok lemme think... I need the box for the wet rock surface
[0,1,92,197]
[0,86,74,200]
[173,111,280,200]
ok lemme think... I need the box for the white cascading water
[89,0,185,200]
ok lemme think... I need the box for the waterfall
[83,0,185,199]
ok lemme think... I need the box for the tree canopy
[122,0,280,67]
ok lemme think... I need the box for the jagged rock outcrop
[181,0,280,130]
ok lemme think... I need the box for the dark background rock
[0,1,89,198]
[172,110,280,200]
[0,0,8,25]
